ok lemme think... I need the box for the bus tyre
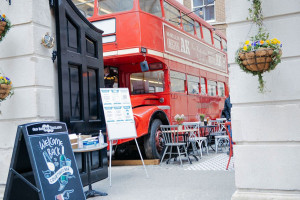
[144,119,163,159]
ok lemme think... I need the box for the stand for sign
[100,88,149,187]
[108,139,149,186]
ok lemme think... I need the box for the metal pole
[109,140,112,187]
[134,138,149,178]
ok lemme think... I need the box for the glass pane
[98,0,134,15]
[214,34,221,49]
[182,15,194,35]
[195,22,201,39]
[194,7,204,19]
[202,26,212,44]
[88,69,98,120]
[218,82,225,97]
[187,75,199,83]
[193,0,203,7]
[69,65,82,120]
[207,80,217,96]
[204,0,214,5]
[140,0,162,18]
[187,75,199,95]
[170,71,186,80]
[72,0,94,18]
[205,5,215,21]
[171,78,185,93]
[222,39,227,52]
[130,71,164,94]
[164,2,181,27]
[201,78,206,94]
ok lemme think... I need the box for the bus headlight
[159,98,164,103]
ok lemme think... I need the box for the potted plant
[0,74,13,102]
[174,114,185,130]
[236,0,282,93]
[199,114,205,126]
[0,14,12,42]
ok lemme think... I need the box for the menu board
[100,88,137,140]
[3,122,85,200]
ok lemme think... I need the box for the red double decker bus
[74,0,228,159]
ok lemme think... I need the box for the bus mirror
[140,61,149,72]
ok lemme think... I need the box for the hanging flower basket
[0,14,12,42]
[0,75,13,102]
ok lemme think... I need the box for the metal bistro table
[198,124,217,150]
[73,143,108,198]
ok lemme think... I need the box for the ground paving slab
[90,152,236,200]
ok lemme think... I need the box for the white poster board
[100,88,137,140]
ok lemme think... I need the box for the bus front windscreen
[98,0,134,15]
[130,71,164,95]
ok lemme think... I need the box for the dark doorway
[52,0,107,186]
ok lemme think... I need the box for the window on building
[182,15,195,35]
[130,71,164,94]
[170,71,185,93]
[98,0,134,15]
[202,26,212,44]
[187,75,199,94]
[222,39,227,52]
[195,22,202,39]
[207,80,217,96]
[213,33,222,49]
[200,77,206,95]
[72,0,94,18]
[164,1,181,27]
[193,0,215,21]
[217,82,225,97]
[140,0,162,18]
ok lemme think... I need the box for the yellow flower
[245,40,250,45]
[243,46,247,51]
[266,40,270,44]
[260,40,264,45]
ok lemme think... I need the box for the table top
[73,143,108,153]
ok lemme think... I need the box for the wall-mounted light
[41,32,55,48]
[140,47,147,53]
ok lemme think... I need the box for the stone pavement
[90,152,236,200]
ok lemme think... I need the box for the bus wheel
[144,119,163,159]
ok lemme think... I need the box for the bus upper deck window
[182,15,194,35]
[202,26,212,45]
[140,0,162,18]
[222,39,227,52]
[98,0,134,15]
[213,33,222,50]
[164,2,181,28]
[73,0,94,18]
[195,22,202,39]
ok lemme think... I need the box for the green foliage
[0,14,12,42]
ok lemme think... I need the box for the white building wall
[226,0,300,199]
[0,0,58,198]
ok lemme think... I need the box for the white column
[226,0,300,199]
[0,0,58,198]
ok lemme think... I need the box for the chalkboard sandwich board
[4,121,86,200]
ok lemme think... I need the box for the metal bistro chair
[160,125,190,166]
[182,122,208,158]
[209,120,229,153]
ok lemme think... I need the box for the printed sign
[3,122,85,200]
[163,23,227,73]
[100,88,137,140]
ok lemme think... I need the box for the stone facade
[0,0,58,198]
[226,0,300,199]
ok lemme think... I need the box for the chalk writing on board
[39,137,75,198]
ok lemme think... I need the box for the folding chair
[160,125,190,166]
[225,122,235,170]
[182,122,208,158]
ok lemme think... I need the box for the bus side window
[217,82,225,97]
[200,77,206,95]
[207,80,217,96]
[139,0,162,18]
[163,1,181,27]
[195,22,202,39]
[222,39,227,52]
[187,75,199,94]
[202,26,212,45]
[182,14,195,35]
[170,71,186,93]
[213,33,222,50]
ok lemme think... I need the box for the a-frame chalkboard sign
[4,122,86,200]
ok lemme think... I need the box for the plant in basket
[174,114,185,125]
[0,74,13,102]
[235,0,282,93]
[199,114,205,122]
[0,14,12,42]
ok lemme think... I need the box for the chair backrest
[160,125,179,144]
[210,120,226,135]
[182,122,200,138]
